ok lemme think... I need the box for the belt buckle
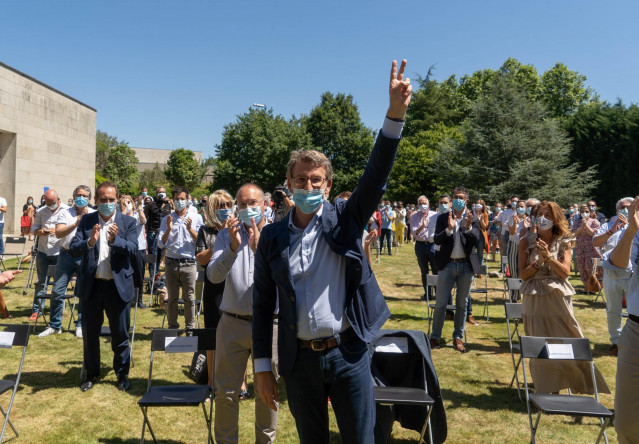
[310,339,326,351]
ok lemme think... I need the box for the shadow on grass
[98,438,184,444]
[393,283,421,288]
[390,312,428,323]
[441,384,526,412]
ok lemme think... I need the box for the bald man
[30,189,69,325]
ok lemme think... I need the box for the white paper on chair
[165,336,198,353]
[546,343,574,359]
[374,337,408,353]
[0,332,15,349]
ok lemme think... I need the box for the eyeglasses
[292,176,327,189]
[218,201,233,209]
[237,200,261,209]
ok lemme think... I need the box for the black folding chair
[371,332,435,444]
[470,265,489,320]
[506,278,522,303]
[138,328,215,443]
[504,302,523,401]
[145,254,158,306]
[0,237,27,272]
[520,336,613,444]
[500,254,509,275]
[0,324,30,442]
[33,264,76,333]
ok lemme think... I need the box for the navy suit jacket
[253,132,399,377]
[433,211,480,271]
[69,211,138,303]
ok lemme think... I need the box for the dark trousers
[133,249,145,304]
[82,279,131,380]
[380,229,393,254]
[146,231,162,273]
[415,241,437,299]
[284,339,375,444]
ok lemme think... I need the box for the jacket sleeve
[252,229,278,364]
[462,217,480,246]
[111,217,138,257]
[433,214,452,246]
[69,216,91,258]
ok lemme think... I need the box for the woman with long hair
[473,199,489,270]
[22,196,37,240]
[119,194,147,308]
[519,200,609,394]
[573,203,603,292]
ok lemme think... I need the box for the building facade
[0,61,97,235]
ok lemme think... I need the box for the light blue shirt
[604,231,639,316]
[595,215,627,253]
[287,205,349,340]
[381,208,395,229]
[265,206,274,223]
[157,211,203,259]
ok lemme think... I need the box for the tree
[103,143,139,196]
[95,130,121,176]
[305,92,375,196]
[165,148,206,191]
[436,76,597,206]
[213,108,312,194]
[138,162,167,190]
[387,123,464,204]
[540,63,595,117]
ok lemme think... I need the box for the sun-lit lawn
[0,245,619,443]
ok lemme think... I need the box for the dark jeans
[82,280,131,380]
[33,251,58,314]
[49,249,82,329]
[380,229,393,254]
[415,241,437,299]
[0,222,4,255]
[146,231,162,272]
[284,338,375,444]
[432,261,473,340]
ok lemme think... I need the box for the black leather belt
[166,257,196,264]
[451,258,466,263]
[629,314,639,324]
[223,311,278,322]
[298,328,358,351]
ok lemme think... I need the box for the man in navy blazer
[430,186,480,353]
[70,181,138,392]
[252,59,413,443]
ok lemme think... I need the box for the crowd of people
[0,58,637,443]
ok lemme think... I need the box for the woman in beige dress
[518,200,609,394]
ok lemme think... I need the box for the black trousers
[82,279,131,380]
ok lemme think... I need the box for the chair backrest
[520,336,592,361]
[426,274,437,287]
[145,254,157,264]
[150,328,216,352]
[0,324,30,348]
[372,333,426,390]
[197,270,206,283]
[476,265,487,275]
[507,278,522,291]
[5,237,27,246]
[47,264,57,278]
[505,302,523,320]
[501,255,509,265]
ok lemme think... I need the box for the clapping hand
[166,215,173,231]
[628,197,639,232]
[185,217,192,231]
[614,213,628,232]
[447,210,456,231]
[248,218,260,253]
[365,230,378,249]
[108,224,118,243]
[388,60,413,120]
[227,216,242,253]
[88,224,100,247]
[464,210,472,230]
[536,239,550,261]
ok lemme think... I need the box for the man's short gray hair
[236,183,265,202]
[73,185,92,199]
[286,150,333,182]
[417,195,428,204]
[526,198,540,205]
[617,197,634,210]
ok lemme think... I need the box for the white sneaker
[76,326,83,338]
[38,327,62,338]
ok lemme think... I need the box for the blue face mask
[619,208,629,218]
[439,203,450,213]
[293,188,325,215]
[531,216,536,225]
[99,202,116,217]
[216,208,231,222]
[525,207,532,216]
[517,207,525,215]
[238,206,263,226]
[74,196,88,208]
[569,208,574,214]
[142,191,148,197]
[452,199,465,212]
[174,199,187,211]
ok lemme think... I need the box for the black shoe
[81,377,97,392]
[117,377,131,392]
[137,302,147,309]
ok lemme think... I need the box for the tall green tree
[436,76,597,206]
[103,143,139,195]
[95,130,121,176]
[213,107,312,194]
[540,63,595,117]
[165,148,206,191]
[305,92,375,196]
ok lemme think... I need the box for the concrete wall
[0,62,96,235]
[132,147,203,172]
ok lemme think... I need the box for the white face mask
[418,204,429,212]
[126,203,133,212]
[46,202,58,211]
[475,204,483,211]
[581,212,590,220]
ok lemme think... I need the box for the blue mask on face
[99,202,116,217]
[569,208,574,214]
[452,199,465,212]
[517,207,525,215]
[238,206,263,226]
[74,196,88,208]
[619,208,629,218]
[439,203,450,213]
[216,208,231,222]
[174,199,187,211]
[525,207,532,216]
[531,216,536,225]
[142,191,148,197]
[293,188,325,214]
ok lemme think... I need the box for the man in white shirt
[158,186,203,329]
[37,185,95,337]
[410,195,437,300]
[30,189,68,322]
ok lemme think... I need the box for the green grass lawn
[0,247,619,443]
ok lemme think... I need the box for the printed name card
[165,336,198,353]
[0,332,16,349]
[546,343,574,360]
[375,337,408,353]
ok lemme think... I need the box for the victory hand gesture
[388,60,413,120]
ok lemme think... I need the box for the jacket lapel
[275,218,296,295]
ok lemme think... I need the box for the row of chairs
[0,237,28,272]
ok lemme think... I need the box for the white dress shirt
[95,212,115,280]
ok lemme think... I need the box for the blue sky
[2,1,637,158]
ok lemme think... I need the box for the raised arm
[611,196,639,269]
